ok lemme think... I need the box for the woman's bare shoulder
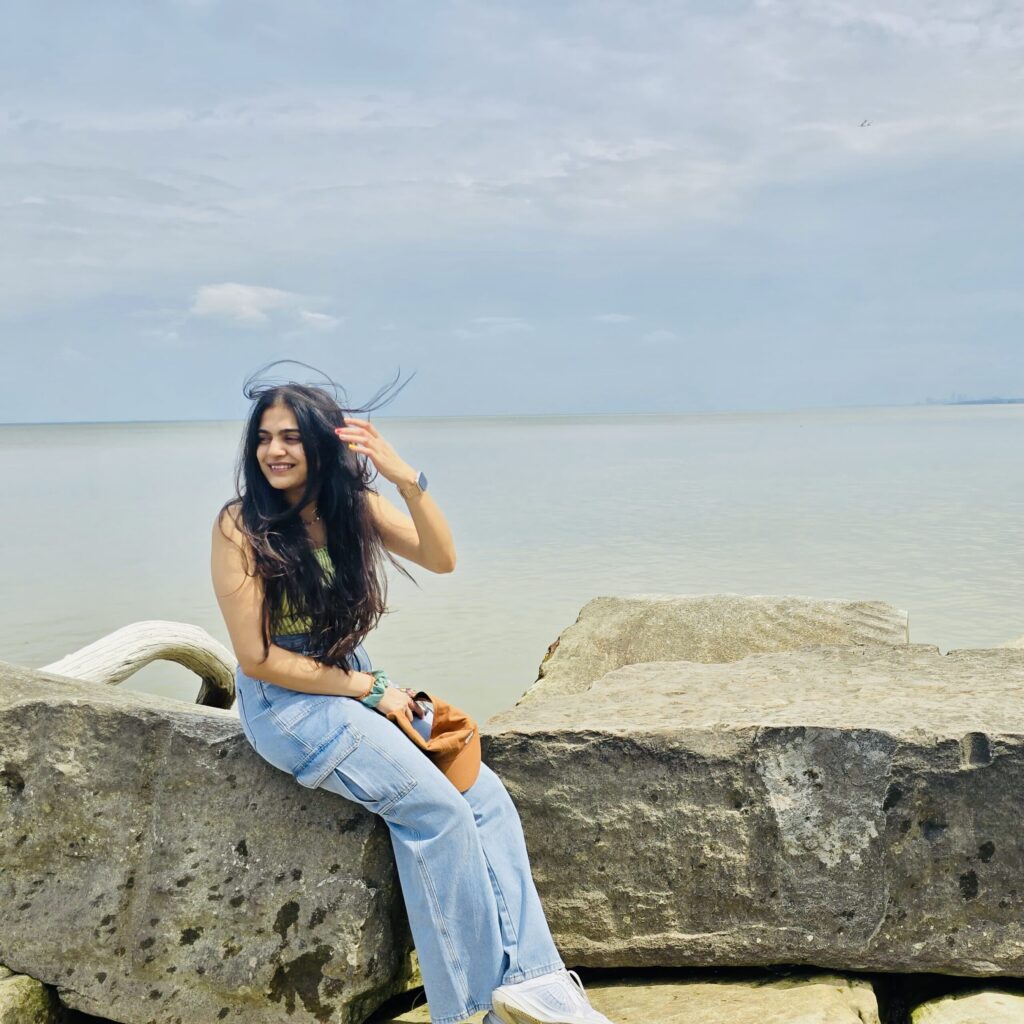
[212,500,245,545]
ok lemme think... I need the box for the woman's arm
[210,509,374,696]
[336,416,456,574]
[366,489,456,573]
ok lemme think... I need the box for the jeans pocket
[317,732,420,816]
[293,721,362,790]
[260,685,325,731]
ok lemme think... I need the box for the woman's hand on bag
[334,416,415,487]
[376,685,425,721]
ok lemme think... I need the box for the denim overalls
[234,633,563,1024]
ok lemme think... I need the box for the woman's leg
[315,706,508,1024]
[460,765,563,984]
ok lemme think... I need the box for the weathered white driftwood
[41,620,236,708]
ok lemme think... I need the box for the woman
[210,370,613,1024]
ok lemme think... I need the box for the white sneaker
[490,968,614,1024]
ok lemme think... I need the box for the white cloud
[188,283,339,333]
[760,1,1024,50]
[298,310,342,332]
[3,0,1024,314]
[190,283,300,325]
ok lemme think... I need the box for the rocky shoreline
[3,595,1023,1023]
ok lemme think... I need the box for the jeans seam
[359,733,420,813]
[410,821,473,1015]
[281,713,353,760]
[254,680,272,713]
[501,960,565,986]
[481,848,521,974]
[375,777,418,815]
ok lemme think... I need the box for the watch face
[417,470,428,491]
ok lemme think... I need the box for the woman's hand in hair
[335,417,415,487]
[375,685,426,721]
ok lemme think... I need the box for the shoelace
[562,969,592,1008]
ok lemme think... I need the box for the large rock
[485,644,1024,976]
[0,973,60,1024]
[0,661,411,1024]
[523,595,909,701]
[912,988,1024,1022]
[375,971,880,1023]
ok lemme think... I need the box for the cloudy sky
[3,0,1022,422]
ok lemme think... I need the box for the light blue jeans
[234,633,564,1024]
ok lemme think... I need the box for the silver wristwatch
[397,470,428,500]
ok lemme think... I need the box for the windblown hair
[219,361,414,667]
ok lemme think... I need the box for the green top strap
[271,546,333,636]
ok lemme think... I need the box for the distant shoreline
[2,397,1024,425]
[936,398,1024,406]
[3,399,1024,427]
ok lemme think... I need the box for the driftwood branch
[41,621,237,709]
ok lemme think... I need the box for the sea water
[1,404,1021,721]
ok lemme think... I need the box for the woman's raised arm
[336,416,456,573]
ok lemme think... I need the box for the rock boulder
[0,973,59,1024]
[523,595,909,702]
[485,644,1024,976]
[912,988,1024,1022]
[375,971,880,1023]
[0,661,411,1024]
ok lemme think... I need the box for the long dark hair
[218,362,415,666]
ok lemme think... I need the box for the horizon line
[4,397,1024,428]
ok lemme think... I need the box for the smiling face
[257,401,309,505]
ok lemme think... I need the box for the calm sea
[2,405,1022,721]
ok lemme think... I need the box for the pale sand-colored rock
[485,644,1024,975]
[522,595,909,702]
[374,973,880,1023]
[0,661,412,1024]
[0,973,60,1024]
[912,988,1024,1022]
[1002,636,1024,649]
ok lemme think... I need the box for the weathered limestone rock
[485,644,1024,976]
[375,972,880,1023]
[1002,636,1024,650]
[0,661,411,1024]
[523,595,909,702]
[0,973,60,1024]
[912,988,1024,1022]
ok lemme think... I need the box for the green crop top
[271,546,334,636]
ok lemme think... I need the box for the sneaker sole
[491,994,580,1024]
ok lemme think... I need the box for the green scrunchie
[360,669,391,710]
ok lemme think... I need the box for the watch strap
[398,470,427,499]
